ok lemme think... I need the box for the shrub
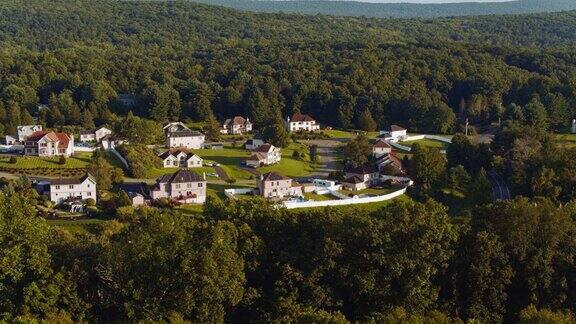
[58,155,67,165]
[9,156,17,164]
[85,198,96,207]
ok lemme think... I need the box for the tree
[467,168,493,206]
[262,118,290,148]
[97,211,245,321]
[0,192,87,320]
[204,113,221,141]
[530,167,560,201]
[518,305,575,324]
[357,109,377,132]
[409,143,447,197]
[340,134,372,169]
[452,231,513,323]
[87,150,124,191]
[524,97,548,131]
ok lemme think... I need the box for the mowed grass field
[0,152,93,169]
[400,138,450,151]
[258,143,316,178]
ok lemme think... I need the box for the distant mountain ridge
[192,0,576,18]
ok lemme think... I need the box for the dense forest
[0,0,575,137]
[196,0,576,19]
[0,1,576,322]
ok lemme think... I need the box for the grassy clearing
[338,187,399,197]
[303,192,333,201]
[401,138,450,151]
[324,129,379,139]
[258,143,316,178]
[194,147,253,180]
[47,218,107,234]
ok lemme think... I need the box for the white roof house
[47,174,97,205]
[159,149,203,168]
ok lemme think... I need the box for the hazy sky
[358,0,515,3]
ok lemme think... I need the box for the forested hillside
[196,0,576,19]
[0,0,575,137]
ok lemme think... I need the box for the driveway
[305,139,347,177]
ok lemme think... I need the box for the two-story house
[150,169,207,204]
[159,148,203,168]
[47,174,97,205]
[342,164,380,191]
[221,116,253,135]
[373,139,392,158]
[24,131,74,157]
[80,126,113,143]
[257,172,301,199]
[246,143,281,168]
[163,122,205,149]
[379,125,407,143]
[286,113,320,132]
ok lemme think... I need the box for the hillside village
[0,109,441,214]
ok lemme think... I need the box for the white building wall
[49,179,97,204]
[167,135,205,149]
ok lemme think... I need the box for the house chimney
[260,174,264,181]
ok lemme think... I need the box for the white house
[24,131,74,157]
[17,125,43,142]
[257,172,302,199]
[245,138,264,150]
[379,125,407,142]
[221,116,252,135]
[163,122,189,134]
[286,113,320,132]
[373,140,392,158]
[47,174,97,205]
[150,169,207,204]
[166,130,205,149]
[342,164,380,191]
[80,126,112,143]
[159,149,203,168]
[246,143,281,168]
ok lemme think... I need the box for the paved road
[305,138,347,177]
[488,170,511,201]
[214,166,229,181]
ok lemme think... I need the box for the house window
[175,184,181,189]
[198,183,203,187]
[88,192,92,196]
[69,185,74,189]
[55,185,60,190]
[187,183,192,188]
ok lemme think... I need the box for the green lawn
[193,147,253,180]
[400,138,450,151]
[303,192,333,201]
[258,143,316,178]
[47,218,107,235]
[338,187,399,197]
[146,166,218,179]
[324,129,379,139]
[0,152,93,169]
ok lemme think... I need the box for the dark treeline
[0,0,575,137]
[1,188,575,322]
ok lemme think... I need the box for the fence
[390,134,452,154]
[224,188,254,199]
[282,187,408,209]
